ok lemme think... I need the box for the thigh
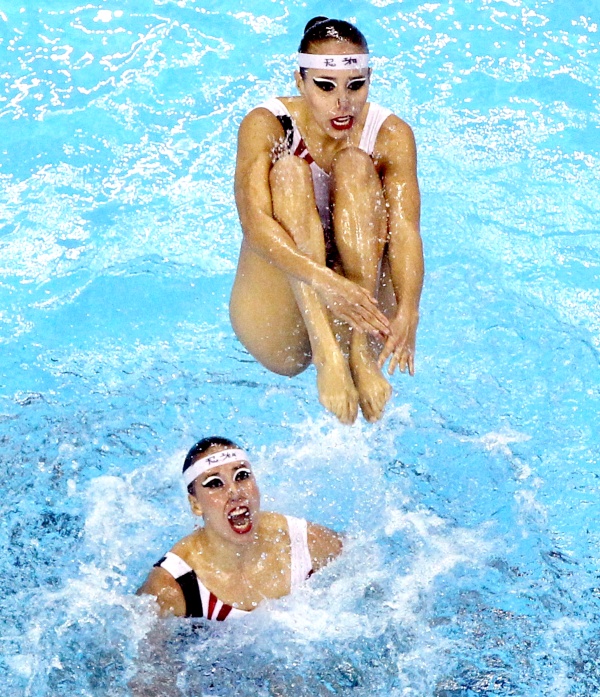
[229,242,312,376]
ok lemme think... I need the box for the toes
[340,394,358,425]
[319,394,358,425]
[359,383,392,423]
[360,399,381,423]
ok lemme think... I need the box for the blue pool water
[1,0,599,694]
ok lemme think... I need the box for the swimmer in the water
[137,437,342,620]
[230,16,424,425]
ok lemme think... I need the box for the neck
[199,521,263,574]
[299,99,367,153]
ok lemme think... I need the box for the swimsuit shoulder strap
[285,515,313,589]
[155,552,247,621]
[155,551,204,618]
[359,103,393,155]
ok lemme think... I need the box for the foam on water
[1,0,600,695]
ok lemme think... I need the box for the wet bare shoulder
[169,529,203,560]
[238,106,286,153]
[307,522,343,572]
[136,565,187,617]
[374,113,416,149]
[259,511,289,539]
[373,114,418,175]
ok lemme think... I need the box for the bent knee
[270,155,312,191]
[331,146,376,181]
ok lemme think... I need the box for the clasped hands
[313,269,419,376]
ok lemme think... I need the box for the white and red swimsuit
[258,97,392,252]
[155,515,313,621]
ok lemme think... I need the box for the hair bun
[298,17,368,54]
[303,16,328,35]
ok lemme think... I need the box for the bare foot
[350,335,392,422]
[314,352,359,425]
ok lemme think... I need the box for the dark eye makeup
[201,475,224,488]
[312,77,367,92]
[201,467,252,488]
[347,78,367,91]
[312,77,336,92]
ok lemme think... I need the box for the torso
[157,513,313,618]
[178,512,292,609]
[256,97,393,239]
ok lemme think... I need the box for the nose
[337,92,349,109]
[226,478,243,499]
[337,87,352,111]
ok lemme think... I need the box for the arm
[307,522,343,572]
[235,108,389,336]
[375,116,424,375]
[137,566,187,618]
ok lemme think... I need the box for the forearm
[387,222,424,315]
[377,223,423,373]
[240,210,332,288]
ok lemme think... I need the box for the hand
[377,308,419,375]
[313,269,390,338]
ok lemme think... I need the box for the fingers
[353,292,391,336]
[379,342,416,377]
[331,294,389,337]
[354,307,389,337]
[377,337,394,370]
[319,274,391,337]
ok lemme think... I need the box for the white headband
[298,53,369,70]
[183,448,249,487]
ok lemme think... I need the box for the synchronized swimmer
[137,437,342,620]
[230,16,424,424]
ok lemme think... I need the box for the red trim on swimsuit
[216,603,233,621]
[207,592,218,619]
[294,138,314,165]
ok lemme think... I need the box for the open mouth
[331,115,354,131]
[227,505,252,534]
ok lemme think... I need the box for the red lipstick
[331,115,354,131]
[227,505,253,534]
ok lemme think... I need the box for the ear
[188,493,203,518]
[294,70,305,95]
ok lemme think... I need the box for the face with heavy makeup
[296,38,370,139]
[188,447,261,545]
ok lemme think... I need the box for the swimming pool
[1,0,599,694]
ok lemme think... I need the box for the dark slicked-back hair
[183,436,241,494]
[298,16,368,54]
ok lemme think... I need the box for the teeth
[228,506,248,518]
